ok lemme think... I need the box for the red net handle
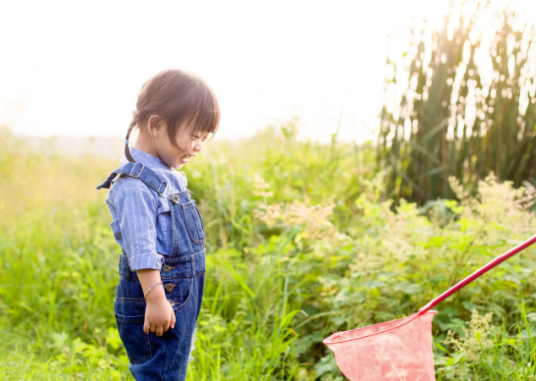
[418,233,536,315]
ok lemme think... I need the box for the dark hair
[125,69,220,162]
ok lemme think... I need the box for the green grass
[2,125,536,380]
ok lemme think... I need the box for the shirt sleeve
[112,179,164,271]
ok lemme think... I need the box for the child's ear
[147,115,165,137]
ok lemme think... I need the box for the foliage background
[4,1,536,379]
[378,0,536,205]
[2,123,536,379]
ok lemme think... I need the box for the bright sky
[0,0,423,143]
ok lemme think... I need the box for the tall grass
[2,125,536,380]
[378,0,536,205]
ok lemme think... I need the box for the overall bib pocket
[181,201,205,245]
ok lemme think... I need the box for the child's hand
[143,286,176,336]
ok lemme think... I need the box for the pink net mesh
[323,310,437,381]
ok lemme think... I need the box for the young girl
[97,69,220,380]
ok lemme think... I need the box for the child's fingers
[171,310,176,329]
[144,321,150,335]
[163,317,171,332]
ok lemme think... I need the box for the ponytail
[125,116,137,163]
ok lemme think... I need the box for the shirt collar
[128,147,173,171]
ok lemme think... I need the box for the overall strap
[96,162,169,196]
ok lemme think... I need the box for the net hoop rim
[322,310,437,346]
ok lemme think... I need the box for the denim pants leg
[115,251,206,381]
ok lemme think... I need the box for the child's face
[154,120,210,170]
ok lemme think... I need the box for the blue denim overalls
[97,162,205,381]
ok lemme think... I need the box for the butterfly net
[322,310,437,381]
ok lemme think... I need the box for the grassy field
[2,124,536,380]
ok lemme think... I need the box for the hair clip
[125,139,129,144]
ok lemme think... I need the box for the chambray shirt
[105,147,188,271]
